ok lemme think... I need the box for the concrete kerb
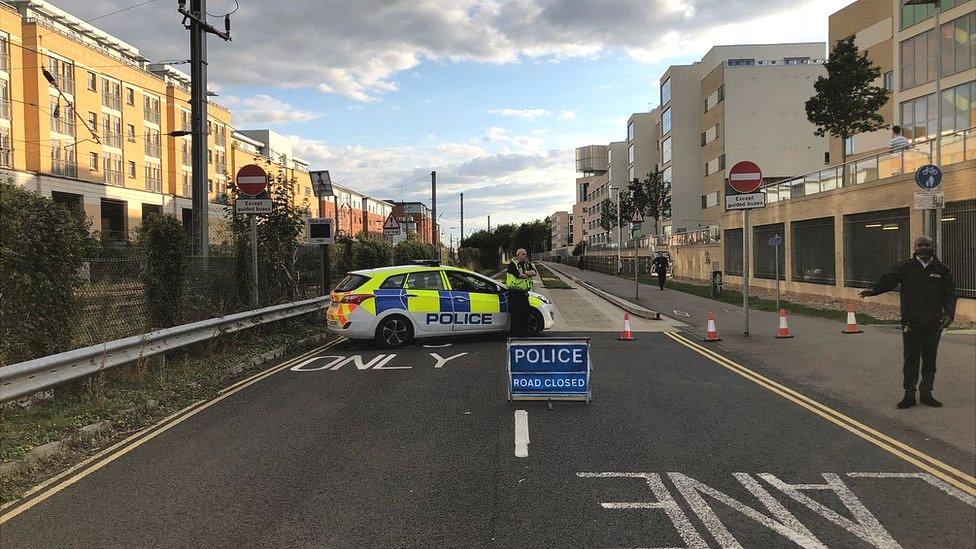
[543,262,663,321]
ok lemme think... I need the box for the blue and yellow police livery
[327,264,556,346]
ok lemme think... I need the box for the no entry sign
[236,164,269,196]
[728,161,763,194]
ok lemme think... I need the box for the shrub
[0,184,92,364]
[351,236,393,270]
[458,247,481,271]
[137,214,188,328]
[393,240,435,265]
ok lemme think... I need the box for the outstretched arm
[859,263,901,297]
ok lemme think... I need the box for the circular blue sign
[915,164,942,189]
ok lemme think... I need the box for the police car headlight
[538,295,551,305]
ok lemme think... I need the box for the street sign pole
[635,231,639,300]
[774,234,780,311]
[743,209,750,337]
[320,243,330,296]
[251,215,259,307]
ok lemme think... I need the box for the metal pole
[250,214,259,307]
[431,171,437,246]
[743,209,750,336]
[189,0,208,261]
[634,229,639,300]
[774,236,780,311]
[615,186,621,274]
[319,244,331,296]
[488,215,491,234]
[933,3,943,257]
[459,192,464,245]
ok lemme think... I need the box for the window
[900,93,938,139]
[792,217,835,285]
[145,163,162,192]
[701,191,719,209]
[143,95,160,124]
[87,112,97,131]
[883,71,894,91]
[662,166,672,184]
[0,33,9,72]
[900,29,936,90]
[126,87,135,106]
[0,80,8,120]
[662,107,671,135]
[447,272,497,293]
[51,191,84,214]
[941,80,976,135]
[628,144,635,163]
[87,71,96,91]
[901,0,965,31]
[128,160,136,178]
[942,13,975,77]
[101,78,121,110]
[103,153,122,185]
[47,57,75,93]
[661,77,671,106]
[379,274,406,289]
[662,137,671,164]
[627,121,635,141]
[784,57,810,65]
[942,200,975,298]
[89,152,99,170]
[844,136,854,156]
[405,271,445,290]
[843,208,910,288]
[0,127,10,168]
[724,228,743,276]
[728,58,755,66]
[127,124,136,142]
[753,223,786,280]
[628,166,635,182]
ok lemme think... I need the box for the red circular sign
[728,161,763,194]
[235,164,269,196]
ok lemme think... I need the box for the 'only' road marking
[515,410,529,458]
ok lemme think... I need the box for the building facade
[548,210,571,254]
[389,201,434,245]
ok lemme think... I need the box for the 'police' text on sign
[508,338,591,402]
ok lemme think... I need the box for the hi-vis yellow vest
[506,261,533,291]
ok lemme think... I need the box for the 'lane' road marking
[0,337,347,524]
[515,410,529,458]
[664,331,976,496]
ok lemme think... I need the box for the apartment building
[571,144,606,248]
[389,201,434,244]
[626,109,661,236]
[548,210,571,254]
[659,43,829,234]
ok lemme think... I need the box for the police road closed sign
[508,338,591,402]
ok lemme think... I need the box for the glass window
[724,228,743,276]
[87,72,96,91]
[627,121,635,141]
[89,151,98,170]
[128,161,136,177]
[900,93,938,139]
[942,12,975,77]
[662,137,671,164]
[662,166,672,184]
[628,144,635,163]
[843,208,910,288]
[446,271,497,293]
[662,108,671,135]
[728,58,755,66]
[126,87,135,106]
[844,136,854,155]
[942,199,975,299]
[753,223,786,280]
[405,270,445,290]
[379,274,406,289]
[941,80,976,133]
[791,217,836,285]
[884,71,894,91]
[901,0,965,31]
[661,77,671,106]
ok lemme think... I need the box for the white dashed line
[514,410,529,458]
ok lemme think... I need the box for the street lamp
[903,0,944,256]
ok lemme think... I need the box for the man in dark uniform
[652,252,669,291]
[860,235,956,409]
[506,248,537,336]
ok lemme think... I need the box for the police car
[326,261,556,346]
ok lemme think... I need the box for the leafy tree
[393,240,436,265]
[571,241,586,257]
[600,198,617,233]
[805,35,889,167]
[137,214,188,328]
[644,168,671,232]
[352,235,393,269]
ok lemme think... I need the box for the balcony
[104,169,123,187]
[182,151,191,166]
[102,132,122,148]
[0,98,9,120]
[101,92,121,111]
[51,159,78,177]
[146,177,162,193]
[0,50,8,72]
[144,140,161,158]
[763,127,976,204]
[214,134,226,148]
[145,110,161,125]
[51,117,76,136]
[0,145,11,168]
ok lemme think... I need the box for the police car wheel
[526,310,544,336]
[377,315,413,347]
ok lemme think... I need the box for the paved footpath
[545,262,976,462]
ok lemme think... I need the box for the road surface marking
[422,343,453,348]
[664,331,976,496]
[673,309,691,317]
[431,352,469,368]
[514,410,529,457]
[847,473,975,507]
[0,337,346,525]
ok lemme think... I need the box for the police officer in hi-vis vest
[506,248,537,336]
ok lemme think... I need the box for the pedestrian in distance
[889,125,910,151]
[506,248,538,337]
[860,235,956,409]
[652,251,669,291]
[577,254,584,271]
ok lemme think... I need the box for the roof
[348,264,488,277]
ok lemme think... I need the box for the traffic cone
[618,312,634,341]
[842,303,863,334]
[775,309,794,338]
[704,311,722,342]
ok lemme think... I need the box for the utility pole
[430,171,437,246]
[459,192,464,246]
[178,0,231,260]
[487,215,491,234]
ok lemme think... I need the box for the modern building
[658,43,829,235]
[389,201,434,245]
[548,210,571,255]
[571,144,607,248]
[320,183,393,240]
[626,109,661,236]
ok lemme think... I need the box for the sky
[58,0,853,238]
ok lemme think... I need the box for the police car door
[445,271,507,332]
[403,270,453,335]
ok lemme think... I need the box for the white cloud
[557,110,578,121]
[59,0,843,102]
[488,108,551,120]
[483,126,509,142]
[220,94,323,125]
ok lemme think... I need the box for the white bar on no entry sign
[729,173,762,181]
[238,176,268,184]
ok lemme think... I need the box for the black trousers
[902,321,942,393]
[655,270,666,289]
[508,289,530,336]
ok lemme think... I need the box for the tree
[571,241,586,257]
[137,214,188,328]
[805,35,889,168]
[600,198,617,233]
[644,168,671,233]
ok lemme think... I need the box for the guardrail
[0,296,329,404]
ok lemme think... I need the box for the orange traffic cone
[704,311,722,342]
[618,312,634,341]
[842,303,863,334]
[775,309,794,338]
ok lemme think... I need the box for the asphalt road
[2,286,975,547]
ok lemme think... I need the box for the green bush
[458,247,481,271]
[0,184,92,364]
[393,240,435,265]
[351,236,393,270]
[137,214,188,328]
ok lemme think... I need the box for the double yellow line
[0,337,346,524]
[665,331,976,496]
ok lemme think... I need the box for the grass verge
[535,263,572,289]
[0,316,329,504]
